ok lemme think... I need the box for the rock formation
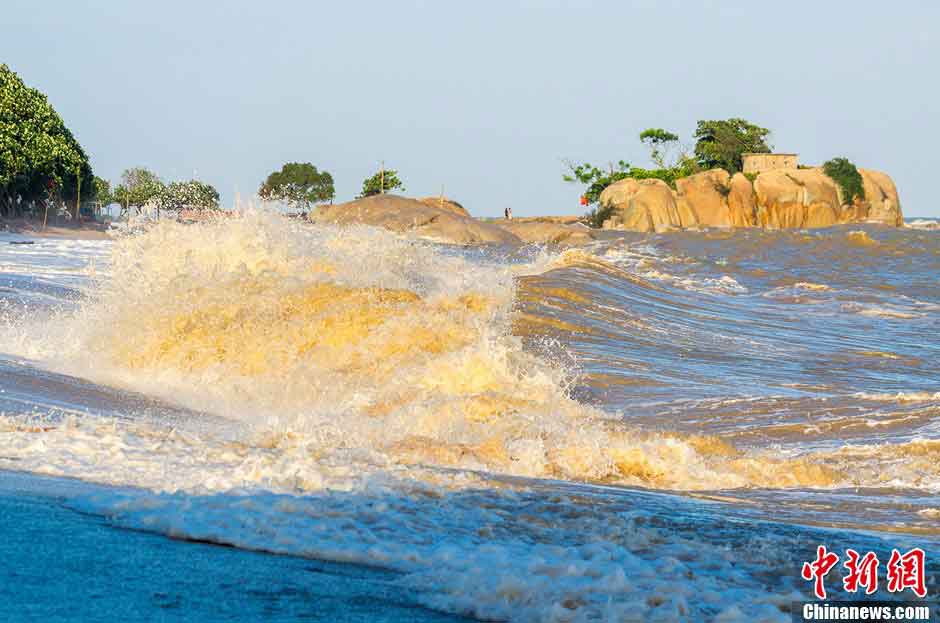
[494,218,596,246]
[859,169,903,227]
[675,169,731,228]
[599,179,684,232]
[310,194,521,245]
[600,167,902,232]
[727,172,758,227]
[417,197,471,217]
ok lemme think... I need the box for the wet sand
[1,218,113,240]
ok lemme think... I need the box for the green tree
[157,179,221,212]
[93,176,112,208]
[258,162,334,210]
[0,63,93,219]
[112,167,164,216]
[360,168,404,197]
[564,156,699,205]
[822,157,865,205]
[639,128,680,168]
[693,118,771,174]
[563,160,632,205]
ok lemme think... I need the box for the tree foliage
[112,167,164,213]
[823,157,865,205]
[360,168,404,197]
[158,179,220,211]
[631,160,699,188]
[0,63,94,218]
[564,158,699,209]
[563,161,633,205]
[93,176,112,207]
[639,128,680,168]
[693,118,771,174]
[108,168,220,216]
[259,162,334,210]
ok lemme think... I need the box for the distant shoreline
[0,217,113,240]
[2,213,937,244]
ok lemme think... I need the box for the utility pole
[42,179,53,230]
[75,167,81,221]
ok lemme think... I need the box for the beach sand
[0,217,113,240]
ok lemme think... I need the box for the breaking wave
[1,214,938,495]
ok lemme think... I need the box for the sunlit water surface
[0,216,938,622]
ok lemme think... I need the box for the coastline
[0,218,113,240]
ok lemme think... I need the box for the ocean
[0,213,937,621]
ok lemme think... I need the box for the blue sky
[4,0,938,217]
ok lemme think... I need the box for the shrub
[584,202,616,229]
[563,161,632,205]
[360,169,404,197]
[822,157,865,205]
[629,156,699,189]
[713,181,731,197]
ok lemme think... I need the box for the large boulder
[599,178,683,232]
[753,170,805,229]
[754,168,841,229]
[495,219,596,246]
[858,169,902,226]
[674,197,700,228]
[675,169,733,228]
[727,173,758,227]
[311,195,521,245]
[792,169,842,228]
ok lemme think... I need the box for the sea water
[0,215,937,621]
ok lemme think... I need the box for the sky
[4,0,939,217]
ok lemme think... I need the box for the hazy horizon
[5,0,938,217]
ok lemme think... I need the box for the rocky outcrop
[601,167,902,232]
[727,173,758,227]
[311,195,520,245]
[511,216,583,225]
[598,178,684,232]
[754,169,842,229]
[675,169,734,228]
[417,197,470,218]
[859,169,903,226]
[494,219,596,246]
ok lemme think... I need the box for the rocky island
[570,120,904,233]
[599,163,902,233]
